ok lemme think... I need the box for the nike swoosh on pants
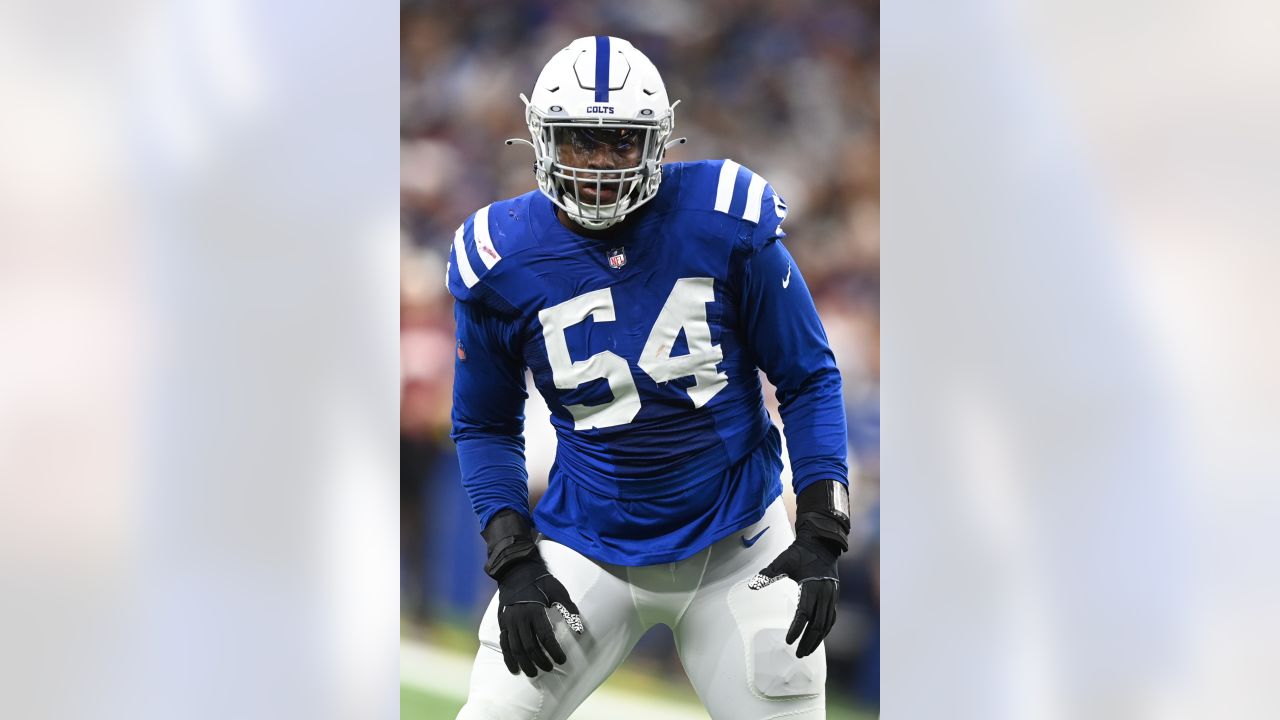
[741,526,770,548]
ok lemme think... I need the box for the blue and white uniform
[450,159,848,565]
[451,160,846,720]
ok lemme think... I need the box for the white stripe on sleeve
[473,204,501,269]
[452,223,479,288]
[742,173,767,223]
[714,160,741,213]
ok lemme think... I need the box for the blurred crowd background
[400,0,879,710]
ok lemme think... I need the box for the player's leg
[456,538,646,720]
[672,499,827,720]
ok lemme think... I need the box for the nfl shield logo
[608,247,626,270]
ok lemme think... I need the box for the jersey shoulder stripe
[448,202,496,292]
[742,172,768,223]
[713,159,741,213]
[696,159,791,252]
[704,159,779,226]
[659,159,790,254]
[450,221,479,289]
[473,204,501,270]
[447,203,505,298]
[446,193,543,311]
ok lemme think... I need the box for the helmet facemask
[525,101,674,231]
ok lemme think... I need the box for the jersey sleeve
[451,297,533,527]
[445,204,518,317]
[737,238,849,495]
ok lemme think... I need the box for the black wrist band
[796,511,850,554]
[481,509,542,579]
[796,480,851,522]
[795,481,852,553]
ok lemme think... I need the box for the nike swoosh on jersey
[782,264,792,288]
[741,526,770,548]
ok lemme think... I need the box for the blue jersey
[448,159,847,566]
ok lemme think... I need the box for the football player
[450,36,851,720]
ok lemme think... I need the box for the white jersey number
[539,278,728,430]
[538,287,642,430]
[638,278,728,409]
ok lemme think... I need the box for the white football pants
[455,498,826,720]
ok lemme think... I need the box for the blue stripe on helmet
[595,36,610,102]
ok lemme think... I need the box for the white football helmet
[509,36,683,230]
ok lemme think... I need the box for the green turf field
[400,681,875,720]
[401,684,464,719]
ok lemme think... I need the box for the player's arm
[736,231,851,658]
[452,299,583,677]
[451,297,531,525]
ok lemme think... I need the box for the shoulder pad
[445,197,537,312]
[679,159,790,253]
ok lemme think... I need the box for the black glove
[748,536,840,657]
[748,481,851,658]
[495,557,584,677]
[482,509,583,677]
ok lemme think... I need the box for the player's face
[555,127,644,206]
